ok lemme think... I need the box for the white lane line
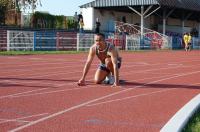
[2,58,200,80]
[0,88,48,99]
[86,89,175,107]
[0,65,178,99]
[87,71,200,107]
[9,70,200,132]
[4,71,178,99]
[10,86,94,98]
[0,74,170,99]
[168,64,183,66]
[0,119,30,124]
[2,67,199,99]
[2,62,199,100]
[0,113,48,124]
[2,61,198,87]
[8,87,138,132]
[0,79,60,87]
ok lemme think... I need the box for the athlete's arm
[78,46,95,86]
[109,48,119,86]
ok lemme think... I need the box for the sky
[35,0,93,16]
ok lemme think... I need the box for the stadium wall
[1,29,200,51]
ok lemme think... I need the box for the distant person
[183,33,189,51]
[78,12,83,23]
[188,33,192,51]
[95,18,101,33]
[79,18,84,33]
[122,16,126,23]
[77,33,122,87]
[73,12,78,30]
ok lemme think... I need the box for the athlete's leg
[94,64,110,84]
[105,58,114,74]
[185,43,188,51]
[105,57,122,75]
[105,57,122,84]
[188,43,191,51]
[94,58,122,84]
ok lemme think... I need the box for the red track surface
[0,51,200,132]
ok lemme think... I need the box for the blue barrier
[172,36,182,49]
[34,31,57,51]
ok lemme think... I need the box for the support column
[141,6,144,37]
[163,9,166,35]
[198,22,200,38]
[182,20,185,34]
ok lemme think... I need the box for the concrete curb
[160,94,200,132]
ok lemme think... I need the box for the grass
[0,51,86,55]
[182,109,200,132]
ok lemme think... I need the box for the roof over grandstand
[80,0,200,12]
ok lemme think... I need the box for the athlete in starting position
[77,33,122,87]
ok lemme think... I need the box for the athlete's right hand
[77,79,86,86]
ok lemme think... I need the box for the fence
[0,29,7,51]
[77,33,95,51]
[7,30,34,51]
[193,38,200,49]
[57,32,77,51]
[0,29,200,51]
[35,31,56,51]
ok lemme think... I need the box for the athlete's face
[95,35,104,47]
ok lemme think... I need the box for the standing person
[183,33,189,51]
[78,12,83,23]
[77,33,122,87]
[95,18,101,33]
[79,18,84,33]
[122,16,126,23]
[188,33,192,51]
[73,12,78,31]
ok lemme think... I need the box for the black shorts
[98,57,122,72]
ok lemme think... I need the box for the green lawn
[182,109,200,132]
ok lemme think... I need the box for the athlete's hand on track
[77,79,86,86]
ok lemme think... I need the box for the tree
[0,0,14,25]
[0,0,41,25]
[19,0,41,13]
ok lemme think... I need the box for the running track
[0,50,200,132]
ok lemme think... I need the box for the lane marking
[87,71,200,106]
[0,74,172,99]
[87,89,175,107]
[9,70,200,132]
[9,87,138,132]
[0,88,48,99]
[0,113,48,124]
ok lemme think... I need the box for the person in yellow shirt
[183,33,189,51]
